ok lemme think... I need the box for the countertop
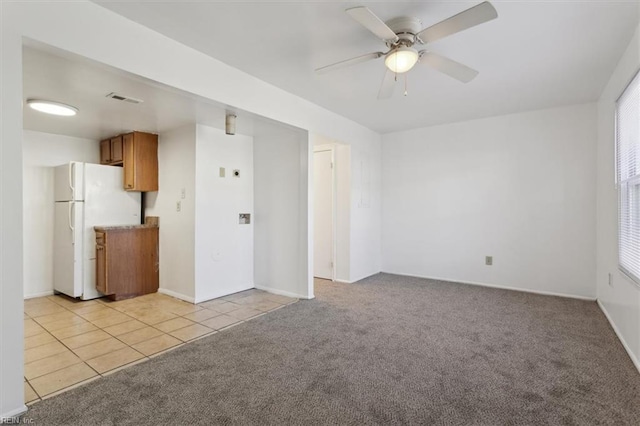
[94,224,158,231]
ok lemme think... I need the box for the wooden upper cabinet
[99,131,158,192]
[100,139,112,164]
[110,136,123,163]
[123,131,158,192]
[100,136,124,165]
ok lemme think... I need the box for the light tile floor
[23,289,297,404]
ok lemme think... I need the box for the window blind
[617,70,640,283]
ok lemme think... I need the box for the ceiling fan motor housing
[385,16,423,47]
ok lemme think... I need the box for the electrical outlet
[176,201,181,212]
[181,188,186,199]
[485,256,493,266]
[608,273,613,287]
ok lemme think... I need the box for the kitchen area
[22,43,309,403]
[54,131,159,302]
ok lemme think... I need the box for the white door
[53,201,83,297]
[314,150,334,279]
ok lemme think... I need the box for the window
[617,70,640,284]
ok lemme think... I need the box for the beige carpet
[24,274,640,425]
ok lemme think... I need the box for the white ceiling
[93,0,639,134]
[23,43,258,140]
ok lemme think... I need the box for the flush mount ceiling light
[27,99,78,116]
[385,47,419,74]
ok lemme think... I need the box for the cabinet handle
[97,246,104,250]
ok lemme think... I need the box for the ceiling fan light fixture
[385,47,419,74]
[27,99,78,116]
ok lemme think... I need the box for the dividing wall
[145,125,197,301]
[254,122,313,299]
[195,125,254,301]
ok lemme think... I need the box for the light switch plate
[219,167,225,178]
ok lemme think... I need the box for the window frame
[616,67,640,288]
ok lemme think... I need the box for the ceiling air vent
[105,92,144,104]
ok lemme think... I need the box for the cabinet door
[99,139,111,164]
[123,133,136,190]
[111,136,123,164]
[96,244,107,294]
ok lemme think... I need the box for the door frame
[313,144,337,281]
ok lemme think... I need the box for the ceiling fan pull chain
[404,74,408,96]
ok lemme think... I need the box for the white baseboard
[597,299,640,374]
[23,290,54,299]
[334,271,381,285]
[194,284,254,304]
[255,285,313,300]
[158,288,195,304]
[382,271,597,301]
[1,405,28,422]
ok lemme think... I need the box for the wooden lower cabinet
[95,226,159,301]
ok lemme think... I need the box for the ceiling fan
[315,1,498,99]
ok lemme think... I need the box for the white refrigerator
[53,162,141,300]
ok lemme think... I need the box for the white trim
[338,271,380,284]
[618,266,640,290]
[194,284,254,304]
[255,284,313,300]
[157,288,195,304]
[23,290,54,299]
[597,299,640,374]
[383,271,597,301]
[348,271,382,284]
[1,405,28,422]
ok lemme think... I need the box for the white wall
[145,125,196,301]
[22,130,99,298]
[350,142,382,283]
[1,1,380,415]
[254,124,313,299]
[596,22,640,370]
[194,125,253,302]
[382,103,598,299]
[335,145,352,282]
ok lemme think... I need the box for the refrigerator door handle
[68,162,75,199]
[68,201,76,244]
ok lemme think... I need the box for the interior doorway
[313,147,335,280]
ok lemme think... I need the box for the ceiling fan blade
[378,69,397,99]
[346,7,399,43]
[315,52,384,74]
[416,1,498,44]
[420,51,479,83]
